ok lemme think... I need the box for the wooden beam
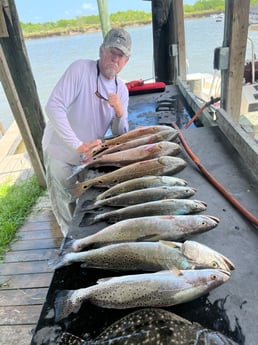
[172,0,186,81]
[0,45,46,186]
[221,0,250,121]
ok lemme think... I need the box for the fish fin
[54,290,81,322]
[59,332,85,345]
[159,240,182,249]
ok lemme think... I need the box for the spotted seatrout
[50,240,234,272]
[62,214,220,253]
[81,186,197,211]
[59,308,239,345]
[68,156,187,200]
[83,199,207,225]
[96,175,188,200]
[54,268,231,322]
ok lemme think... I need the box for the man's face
[99,46,129,79]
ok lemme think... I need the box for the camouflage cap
[103,28,131,57]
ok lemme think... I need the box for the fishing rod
[172,121,258,227]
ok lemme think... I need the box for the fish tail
[59,332,85,345]
[48,253,68,270]
[59,238,78,254]
[54,290,81,322]
[81,213,98,226]
[80,199,98,211]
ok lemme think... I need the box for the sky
[15,0,195,23]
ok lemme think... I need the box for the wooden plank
[0,288,48,306]
[0,305,42,324]
[0,325,34,345]
[3,248,58,263]
[16,229,62,241]
[0,273,53,289]
[0,261,53,275]
[10,238,62,251]
[18,220,61,232]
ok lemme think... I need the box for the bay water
[0,16,258,132]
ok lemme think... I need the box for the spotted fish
[96,175,188,201]
[68,156,187,200]
[63,214,220,252]
[82,199,207,225]
[54,268,231,322]
[59,308,239,344]
[81,186,197,211]
[49,240,235,272]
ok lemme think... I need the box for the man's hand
[108,93,124,118]
[76,139,102,159]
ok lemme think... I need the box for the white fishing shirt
[42,59,129,165]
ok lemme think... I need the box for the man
[42,28,131,236]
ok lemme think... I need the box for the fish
[67,130,180,181]
[54,268,231,322]
[91,125,177,155]
[93,128,179,156]
[81,141,182,169]
[49,240,235,272]
[68,156,187,200]
[96,175,188,201]
[82,199,207,225]
[81,186,197,211]
[59,308,240,345]
[62,214,220,252]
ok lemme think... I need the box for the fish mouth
[217,268,232,277]
[206,215,220,224]
[221,255,235,271]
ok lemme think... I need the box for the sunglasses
[95,62,118,101]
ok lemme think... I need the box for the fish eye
[211,274,217,280]
[212,261,219,268]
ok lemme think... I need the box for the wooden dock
[0,194,63,345]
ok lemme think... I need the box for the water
[1,17,258,133]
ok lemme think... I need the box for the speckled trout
[96,175,188,200]
[54,268,231,322]
[59,308,239,345]
[50,240,234,272]
[83,199,207,225]
[81,186,197,211]
[68,156,187,200]
[62,215,219,252]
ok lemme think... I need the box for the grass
[0,175,44,260]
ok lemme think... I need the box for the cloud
[82,2,97,12]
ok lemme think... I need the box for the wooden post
[151,0,175,84]
[0,0,46,186]
[220,0,250,121]
[172,0,186,81]
[97,0,111,38]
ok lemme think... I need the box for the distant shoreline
[23,11,224,40]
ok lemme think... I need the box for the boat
[186,34,258,142]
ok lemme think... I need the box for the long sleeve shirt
[42,59,129,165]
